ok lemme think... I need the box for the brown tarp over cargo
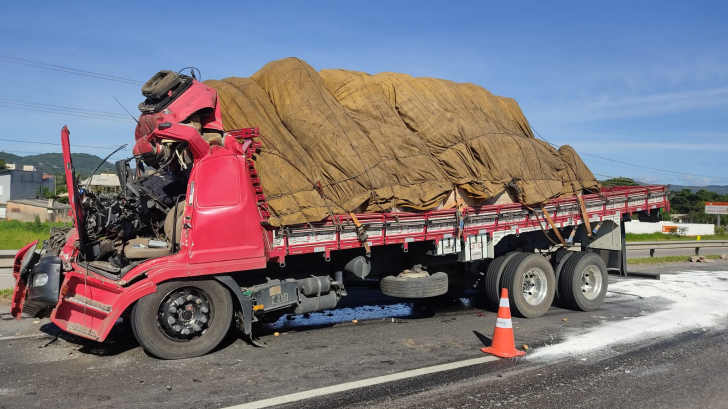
[204,58,599,226]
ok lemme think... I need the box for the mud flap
[213,275,266,347]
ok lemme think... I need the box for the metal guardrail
[0,250,17,269]
[626,240,728,257]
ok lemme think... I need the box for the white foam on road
[529,271,728,360]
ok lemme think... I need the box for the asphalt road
[1,262,727,408]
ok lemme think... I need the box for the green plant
[627,254,722,264]
[0,219,70,250]
[601,177,639,187]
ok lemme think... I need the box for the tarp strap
[348,213,371,254]
[577,194,593,238]
[539,204,567,247]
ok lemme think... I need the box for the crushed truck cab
[11,68,670,360]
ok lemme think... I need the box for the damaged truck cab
[12,72,347,359]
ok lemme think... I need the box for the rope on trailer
[539,204,567,247]
[577,194,593,238]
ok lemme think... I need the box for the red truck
[9,72,670,359]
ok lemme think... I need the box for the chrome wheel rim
[157,287,214,342]
[581,265,602,300]
[522,267,548,306]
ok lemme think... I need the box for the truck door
[186,149,266,266]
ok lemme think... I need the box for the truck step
[66,322,99,340]
[65,295,112,313]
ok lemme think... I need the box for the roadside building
[0,168,54,219]
[670,213,692,223]
[80,173,120,194]
[5,198,72,222]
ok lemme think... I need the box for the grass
[0,288,12,305]
[625,232,728,242]
[0,219,71,250]
[627,254,722,265]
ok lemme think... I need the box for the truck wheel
[380,272,448,298]
[131,279,233,360]
[500,253,555,318]
[552,250,575,301]
[483,252,519,309]
[558,252,608,312]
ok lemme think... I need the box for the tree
[41,187,55,199]
[601,177,639,187]
[668,189,728,226]
[0,158,5,169]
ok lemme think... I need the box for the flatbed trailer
[8,73,670,360]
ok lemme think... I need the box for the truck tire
[500,253,556,318]
[558,252,608,312]
[483,252,519,309]
[552,250,575,301]
[380,272,448,298]
[131,279,233,360]
[141,70,180,99]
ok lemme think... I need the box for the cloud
[531,87,728,125]
[572,141,728,153]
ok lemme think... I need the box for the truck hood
[61,126,88,256]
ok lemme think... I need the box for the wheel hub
[522,267,548,306]
[158,288,212,341]
[580,265,602,300]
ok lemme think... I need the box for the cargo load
[202,57,599,226]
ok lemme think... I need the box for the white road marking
[0,333,54,341]
[221,356,499,409]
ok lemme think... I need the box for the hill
[669,185,728,195]
[0,151,115,176]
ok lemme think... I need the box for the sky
[0,1,726,186]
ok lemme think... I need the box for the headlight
[33,273,49,287]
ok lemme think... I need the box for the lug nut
[181,328,190,335]
[200,316,208,324]
[173,325,182,332]
[167,317,175,325]
[201,307,209,314]
[169,307,177,314]
[186,295,194,301]
[195,298,202,305]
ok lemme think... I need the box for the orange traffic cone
[481,288,525,358]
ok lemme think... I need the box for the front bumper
[10,240,62,319]
[23,256,62,317]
